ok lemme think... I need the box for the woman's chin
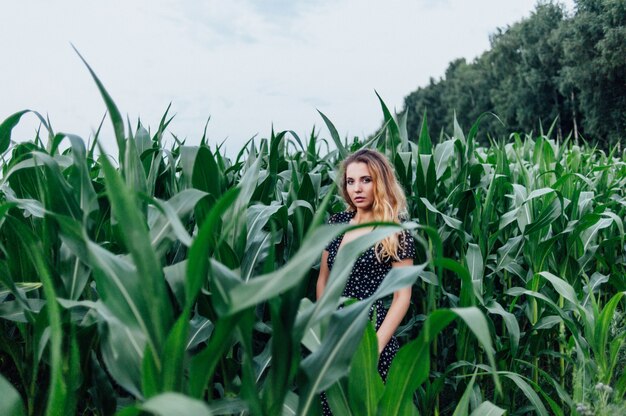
[354,201,373,210]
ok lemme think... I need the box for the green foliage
[560,0,626,143]
[1,62,626,415]
[402,0,626,148]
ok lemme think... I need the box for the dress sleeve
[397,230,416,261]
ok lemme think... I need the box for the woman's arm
[376,258,413,354]
[316,250,330,300]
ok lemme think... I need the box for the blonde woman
[317,149,415,414]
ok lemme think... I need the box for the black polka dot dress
[320,211,416,415]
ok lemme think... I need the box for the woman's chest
[327,242,391,278]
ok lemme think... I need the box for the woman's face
[345,162,374,211]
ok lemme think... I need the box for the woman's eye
[347,179,354,185]
[363,178,372,183]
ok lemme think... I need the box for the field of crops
[1,67,626,416]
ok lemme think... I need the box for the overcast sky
[1,0,575,156]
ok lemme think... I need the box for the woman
[316,149,415,414]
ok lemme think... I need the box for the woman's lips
[354,197,365,202]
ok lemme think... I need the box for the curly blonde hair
[340,149,408,261]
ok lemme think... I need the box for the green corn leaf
[518,359,574,410]
[417,110,432,155]
[211,223,347,316]
[4,152,82,219]
[523,198,562,236]
[580,217,614,253]
[0,371,26,416]
[433,139,454,178]
[103,309,146,397]
[398,108,409,152]
[254,340,272,383]
[299,299,322,353]
[435,258,475,307]
[421,197,463,231]
[124,127,148,195]
[31,246,75,416]
[57,228,154,396]
[375,91,401,156]
[241,203,285,281]
[0,299,44,322]
[145,149,164,197]
[73,46,126,164]
[62,134,99,218]
[0,110,50,154]
[0,299,42,322]
[57,298,145,397]
[348,323,384,415]
[186,314,214,351]
[187,313,240,398]
[99,150,173,353]
[160,314,189,392]
[452,369,478,416]
[453,112,466,144]
[186,187,240,311]
[485,301,520,356]
[506,287,585,348]
[377,309,455,415]
[533,315,562,330]
[616,362,626,398]
[141,346,160,398]
[193,146,222,198]
[282,392,299,416]
[237,310,263,415]
[379,307,498,415]
[466,243,484,301]
[0,110,29,154]
[259,299,289,414]
[469,401,505,416]
[451,307,496,360]
[502,373,549,416]
[537,272,579,307]
[326,380,354,416]
[317,110,347,158]
[594,292,625,374]
[179,146,199,188]
[148,189,207,250]
[493,235,523,273]
[117,392,213,416]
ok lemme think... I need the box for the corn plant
[0,57,625,416]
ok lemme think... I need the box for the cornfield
[1,60,625,416]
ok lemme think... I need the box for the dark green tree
[403,77,448,141]
[559,0,626,145]
[394,0,625,147]
[440,58,494,134]
[486,2,568,137]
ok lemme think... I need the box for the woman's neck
[353,209,374,224]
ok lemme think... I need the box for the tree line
[400,0,625,147]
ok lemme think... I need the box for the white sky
[1,0,575,157]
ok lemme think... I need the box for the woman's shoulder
[327,210,355,225]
